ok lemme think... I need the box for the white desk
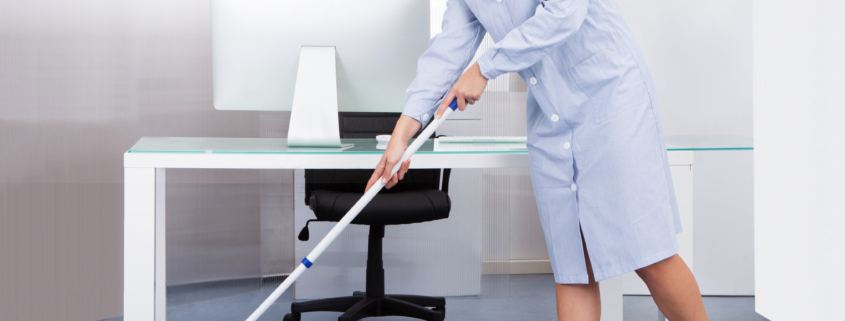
[123,136,715,321]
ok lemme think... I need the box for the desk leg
[600,275,623,321]
[124,168,166,321]
[155,169,166,321]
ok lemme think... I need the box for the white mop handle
[244,107,455,321]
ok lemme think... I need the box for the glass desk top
[128,135,752,154]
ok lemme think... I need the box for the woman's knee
[556,281,600,298]
[635,264,659,282]
[636,254,678,281]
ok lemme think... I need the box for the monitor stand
[287,46,345,148]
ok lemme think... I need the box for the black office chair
[284,112,451,321]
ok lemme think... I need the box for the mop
[244,99,459,321]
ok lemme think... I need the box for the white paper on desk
[434,139,526,152]
[287,143,354,152]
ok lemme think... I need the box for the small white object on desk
[437,136,527,144]
[376,135,390,150]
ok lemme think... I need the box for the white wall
[753,1,845,319]
[616,0,753,137]
[0,1,281,320]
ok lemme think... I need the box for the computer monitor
[211,1,431,147]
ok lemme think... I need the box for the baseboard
[261,273,289,285]
[170,262,549,289]
[482,259,553,274]
[168,273,290,289]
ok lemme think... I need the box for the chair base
[284,291,445,321]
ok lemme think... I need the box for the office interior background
[1,0,842,320]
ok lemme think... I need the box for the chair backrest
[304,112,443,206]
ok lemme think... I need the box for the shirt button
[563,142,571,150]
[497,0,502,2]
[571,183,578,192]
[422,113,430,121]
[529,77,538,85]
[550,114,560,122]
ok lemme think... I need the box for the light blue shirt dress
[402,0,682,284]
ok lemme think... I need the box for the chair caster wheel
[284,313,301,321]
[433,306,445,319]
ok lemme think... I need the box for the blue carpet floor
[104,274,767,321]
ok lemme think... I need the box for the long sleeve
[476,0,589,80]
[402,0,486,127]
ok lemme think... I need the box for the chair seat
[309,189,451,225]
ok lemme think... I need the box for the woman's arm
[476,0,589,80]
[401,0,487,129]
[367,0,486,192]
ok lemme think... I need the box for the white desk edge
[123,150,692,169]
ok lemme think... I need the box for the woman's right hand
[366,141,411,192]
[365,115,421,192]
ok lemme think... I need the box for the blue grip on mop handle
[448,99,458,111]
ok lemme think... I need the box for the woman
[366,1,708,320]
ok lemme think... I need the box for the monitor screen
[211,0,430,112]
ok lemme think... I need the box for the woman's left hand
[436,62,489,119]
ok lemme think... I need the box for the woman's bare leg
[556,233,601,321]
[636,254,708,321]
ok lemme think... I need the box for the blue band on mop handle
[448,99,458,111]
[302,257,313,268]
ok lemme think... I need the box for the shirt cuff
[401,99,442,128]
[477,50,504,80]
[401,111,432,128]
